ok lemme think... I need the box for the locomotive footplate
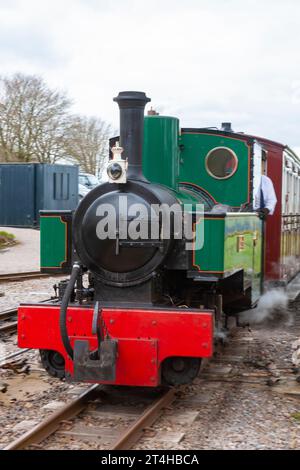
[74,339,118,381]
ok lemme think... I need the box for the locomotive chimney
[221,122,233,132]
[113,91,151,181]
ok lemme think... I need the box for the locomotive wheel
[161,357,201,386]
[40,349,65,379]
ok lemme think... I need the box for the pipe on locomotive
[113,91,151,182]
[59,262,81,359]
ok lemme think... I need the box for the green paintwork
[179,133,250,207]
[194,217,225,272]
[194,214,262,301]
[40,216,66,268]
[143,116,179,190]
[141,116,262,300]
[174,187,211,212]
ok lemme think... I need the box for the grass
[291,412,300,422]
[0,231,16,249]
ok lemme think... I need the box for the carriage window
[205,147,238,179]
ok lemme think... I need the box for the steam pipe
[59,263,81,360]
[113,91,151,181]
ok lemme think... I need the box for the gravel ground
[0,276,65,360]
[0,358,88,448]
[0,276,65,311]
[134,298,300,450]
[0,275,86,449]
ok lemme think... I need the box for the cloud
[0,28,62,67]
[0,0,300,149]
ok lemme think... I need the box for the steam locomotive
[17,91,300,386]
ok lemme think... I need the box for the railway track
[0,307,18,334]
[0,348,30,366]
[3,385,177,450]
[0,271,56,283]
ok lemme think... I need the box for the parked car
[79,173,99,189]
[78,183,90,202]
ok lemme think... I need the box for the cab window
[205,147,238,179]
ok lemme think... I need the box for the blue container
[0,163,78,227]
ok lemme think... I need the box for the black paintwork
[113,91,150,182]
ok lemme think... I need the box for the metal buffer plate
[74,339,118,382]
[74,301,118,381]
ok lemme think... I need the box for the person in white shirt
[254,158,277,219]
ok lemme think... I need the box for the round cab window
[205,147,238,179]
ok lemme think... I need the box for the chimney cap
[221,122,233,132]
[113,91,151,108]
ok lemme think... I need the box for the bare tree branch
[0,73,71,163]
[65,115,112,177]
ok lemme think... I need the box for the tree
[0,73,71,163]
[65,115,112,177]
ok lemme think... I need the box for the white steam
[282,255,300,274]
[239,289,291,326]
[270,255,300,278]
[214,328,228,342]
[292,339,300,367]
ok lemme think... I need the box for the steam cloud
[214,328,228,342]
[239,289,291,326]
[292,339,300,367]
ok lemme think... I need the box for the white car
[79,173,99,190]
[78,183,90,202]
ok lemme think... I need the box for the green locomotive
[19,91,287,387]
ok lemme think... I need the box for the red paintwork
[264,143,283,280]
[247,136,284,280]
[18,305,214,387]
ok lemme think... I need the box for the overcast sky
[1,0,300,151]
